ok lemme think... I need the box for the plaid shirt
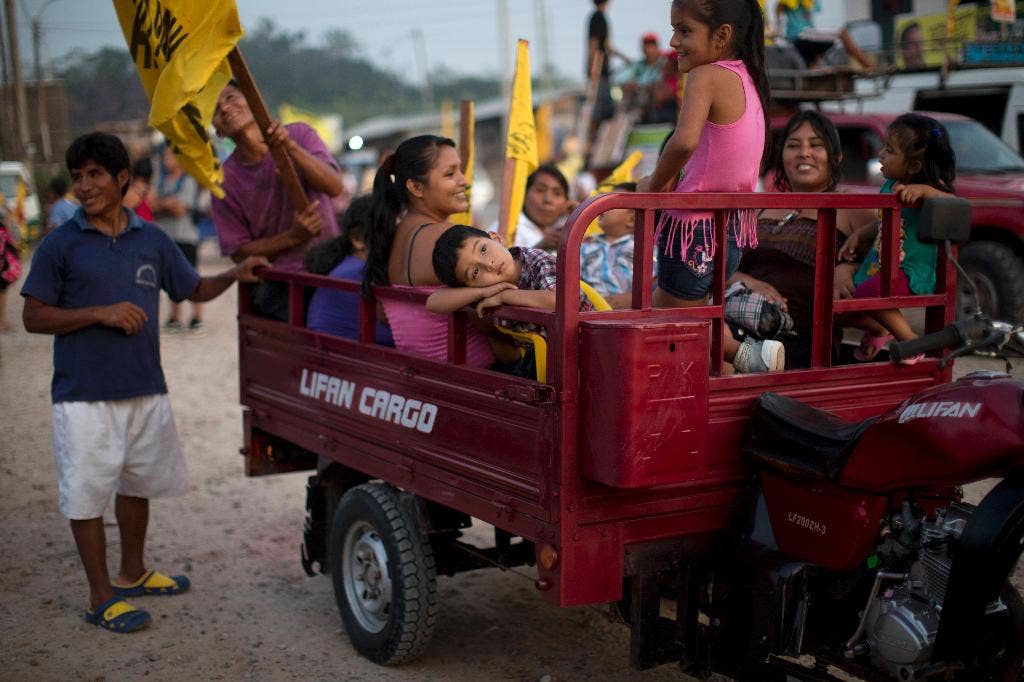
[500,247,594,333]
[580,233,634,296]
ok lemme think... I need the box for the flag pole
[227,47,310,210]
[450,99,475,226]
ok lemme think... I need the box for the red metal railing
[247,191,954,388]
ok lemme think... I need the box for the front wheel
[980,585,1024,682]
[329,482,438,665]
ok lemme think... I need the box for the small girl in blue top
[839,113,956,363]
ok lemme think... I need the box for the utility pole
[411,28,434,110]
[0,4,12,159]
[497,0,511,137]
[30,1,61,162]
[534,0,552,93]
[4,0,30,161]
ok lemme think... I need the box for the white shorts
[52,394,188,520]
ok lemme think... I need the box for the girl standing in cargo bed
[638,0,779,373]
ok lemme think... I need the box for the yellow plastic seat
[493,281,611,382]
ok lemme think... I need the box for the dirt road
[1,247,1020,682]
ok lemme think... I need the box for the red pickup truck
[810,111,1024,324]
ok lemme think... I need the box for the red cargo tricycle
[237,191,1024,681]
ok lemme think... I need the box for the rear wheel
[329,482,437,665]
[958,241,1024,324]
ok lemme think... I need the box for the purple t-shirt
[212,122,340,272]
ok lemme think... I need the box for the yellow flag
[450,101,475,226]
[535,102,553,164]
[113,1,244,198]
[15,179,27,229]
[585,150,643,236]
[280,103,340,152]
[501,39,538,246]
[440,99,455,140]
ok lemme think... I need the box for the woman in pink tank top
[638,0,784,373]
[363,135,494,367]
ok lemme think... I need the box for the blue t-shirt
[307,255,393,346]
[21,207,200,403]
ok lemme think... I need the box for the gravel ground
[1,244,1020,682]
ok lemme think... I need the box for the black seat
[744,393,876,480]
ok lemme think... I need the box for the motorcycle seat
[743,392,876,480]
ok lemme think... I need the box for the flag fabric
[535,102,554,165]
[279,103,341,153]
[440,100,455,141]
[450,101,475,226]
[585,150,643,236]
[502,39,539,246]
[113,0,244,198]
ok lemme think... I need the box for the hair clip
[389,174,396,183]
[931,127,943,139]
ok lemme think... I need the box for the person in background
[305,195,393,345]
[46,177,79,233]
[0,213,21,331]
[124,157,154,222]
[153,144,203,332]
[614,33,665,118]
[211,79,344,321]
[580,182,639,309]
[585,0,626,146]
[775,0,875,69]
[21,132,267,634]
[489,164,572,252]
[899,22,926,69]
[649,48,682,125]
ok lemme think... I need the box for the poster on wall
[894,4,978,68]
[992,0,1017,23]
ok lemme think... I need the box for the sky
[10,0,843,86]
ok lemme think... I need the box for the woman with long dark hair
[362,135,493,366]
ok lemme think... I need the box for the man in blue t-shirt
[21,132,267,634]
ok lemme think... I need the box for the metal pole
[32,17,50,161]
[0,4,12,159]
[497,0,511,138]
[411,28,434,110]
[4,0,31,161]
[534,0,552,93]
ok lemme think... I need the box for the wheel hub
[343,521,392,633]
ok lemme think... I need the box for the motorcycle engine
[863,502,973,679]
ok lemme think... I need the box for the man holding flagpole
[211,80,345,320]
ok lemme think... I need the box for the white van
[846,66,1024,153]
[0,161,41,230]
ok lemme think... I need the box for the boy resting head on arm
[427,225,593,329]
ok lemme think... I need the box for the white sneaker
[733,338,785,373]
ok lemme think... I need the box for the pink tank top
[381,285,495,368]
[657,59,764,259]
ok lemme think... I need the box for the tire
[984,585,1024,682]
[329,482,437,665]
[958,241,1024,324]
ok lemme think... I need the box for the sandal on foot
[85,596,151,633]
[853,333,893,362]
[112,569,191,597]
